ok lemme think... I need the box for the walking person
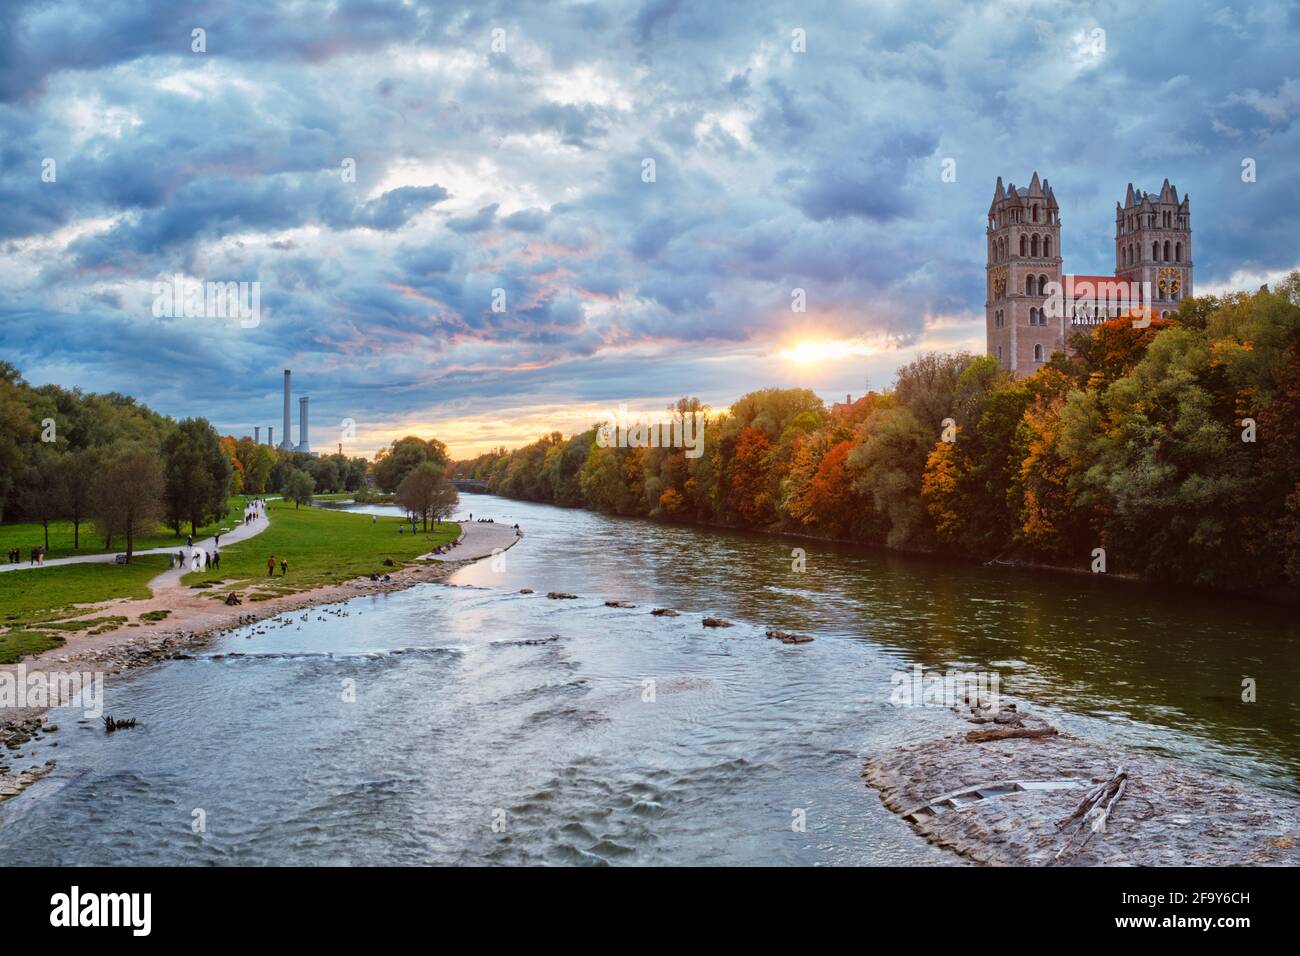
[267,555,276,577]
[280,558,288,576]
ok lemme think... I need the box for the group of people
[174,549,219,571]
[266,555,288,576]
[244,497,264,525]
[6,547,43,565]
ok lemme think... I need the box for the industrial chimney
[298,396,310,454]
[254,426,261,444]
[282,369,292,449]
[268,426,274,447]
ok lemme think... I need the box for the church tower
[986,171,1063,373]
[1115,179,1192,317]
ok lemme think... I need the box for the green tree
[395,462,458,530]
[285,469,315,509]
[90,444,164,560]
[161,418,232,536]
[372,436,449,493]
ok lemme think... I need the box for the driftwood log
[965,726,1058,743]
[1054,767,1128,861]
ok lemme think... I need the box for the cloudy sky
[1,0,1297,457]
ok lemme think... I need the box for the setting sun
[778,338,880,365]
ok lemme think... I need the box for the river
[2,497,1296,865]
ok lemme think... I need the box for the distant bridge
[451,478,489,493]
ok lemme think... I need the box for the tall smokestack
[282,369,292,449]
[298,396,310,453]
[254,426,260,444]
[268,426,274,447]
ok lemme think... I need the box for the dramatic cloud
[1,0,1297,455]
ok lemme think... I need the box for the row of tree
[0,364,463,559]
[456,278,1300,592]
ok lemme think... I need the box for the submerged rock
[702,617,733,628]
[765,628,813,644]
[519,588,534,594]
[546,591,578,600]
[605,600,636,608]
[650,608,680,617]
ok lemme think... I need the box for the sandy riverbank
[2,520,521,802]
[1,521,522,720]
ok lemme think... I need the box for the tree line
[456,279,1300,593]
[0,366,456,559]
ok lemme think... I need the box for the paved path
[0,507,270,575]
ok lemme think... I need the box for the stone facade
[986,173,1193,374]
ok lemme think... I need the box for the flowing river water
[3,497,1297,865]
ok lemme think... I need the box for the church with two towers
[985,172,1193,373]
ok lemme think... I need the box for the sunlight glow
[778,338,881,365]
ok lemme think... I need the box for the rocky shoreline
[863,705,1300,866]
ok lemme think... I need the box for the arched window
[1032,205,1039,223]
[1038,274,1048,295]
[1020,235,1027,256]
[1043,237,1052,257]
[1026,275,1035,296]
[1034,344,1044,362]
[1128,244,1134,266]
[1175,242,1182,262]
[1152,241,1160,261]
[1164,240,1171,261]
[1029,307,1038,325]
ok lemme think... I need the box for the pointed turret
[989,176,1005,213]
[1029,171,1043,197]
[1125,183,1136,207]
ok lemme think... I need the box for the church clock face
[990,266,1007,298]
[1158,266,1181,295]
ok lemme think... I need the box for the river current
[2,497,1296,865]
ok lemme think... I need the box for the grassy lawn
[0,496,246,561]
[0,501,459,663]
[182,498,459,597]
[0,556,170,662]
